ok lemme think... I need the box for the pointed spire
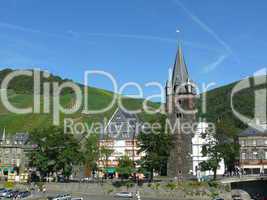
[171,44,189,87]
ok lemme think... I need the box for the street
[29,191,178,200]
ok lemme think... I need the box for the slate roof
[239,127,267,137]
[0,130,29,145]
[101,107,141,140]
[171,45,190,87]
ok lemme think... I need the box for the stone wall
[0,181,232,200]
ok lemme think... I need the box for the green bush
[165,182,177,191]
[151,183,160,190]
[4,182,14,189]
[188,181,203,188]
[208,181,219,188]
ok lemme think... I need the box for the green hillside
[0,69,161,133]
[0,68,265,134]
[198,75,267,132]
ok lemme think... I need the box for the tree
[216,120,240,175]
[137,114,172,181]
[200,119,239,180]
[116,156,134,180]
[100,146,114,169]
[200,141,223,180]
[83,133,101,176]
[29,126,82,179]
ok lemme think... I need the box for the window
[252,140,257,146]
[257,140,264,146]
[126,141,133,147]
[240,140,245,147]
[176,113,182,118]
[16,159,20,166]
[241,153,246,160]
[125,150,133,157]
[17,149,21,154]
[252,152,258,160]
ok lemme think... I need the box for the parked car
[80,177,93,182]
[71,198,83,200]
[6,190,19,198]
[115,192,133,198]
[17,191,31,199]
[0,189,7,197]
[0,189,12,197]
[213,198,224,200]
[232,195,242,200]
[52,194,71,200]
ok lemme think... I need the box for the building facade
[239,127,267,175]
[0,129,32,178]
[99,108,143,171]
[192,122,225,179]
[166,45,197,179]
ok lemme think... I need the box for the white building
[192,122,225,179]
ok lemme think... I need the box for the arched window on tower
[185,85,188,93]
[176,113,182,118]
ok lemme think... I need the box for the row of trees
[28,115,173,181]
[28,116,240,181]
[29,126,114,180]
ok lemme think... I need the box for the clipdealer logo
[0,69,165,125]
[231,68,267,131]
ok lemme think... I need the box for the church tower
[166,45,197,179]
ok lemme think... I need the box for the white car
[115,192,133,198]
[52,194,72,200]
[0,190,12,197]
[80,177,93,182]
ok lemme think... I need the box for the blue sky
[0,0,266,100]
